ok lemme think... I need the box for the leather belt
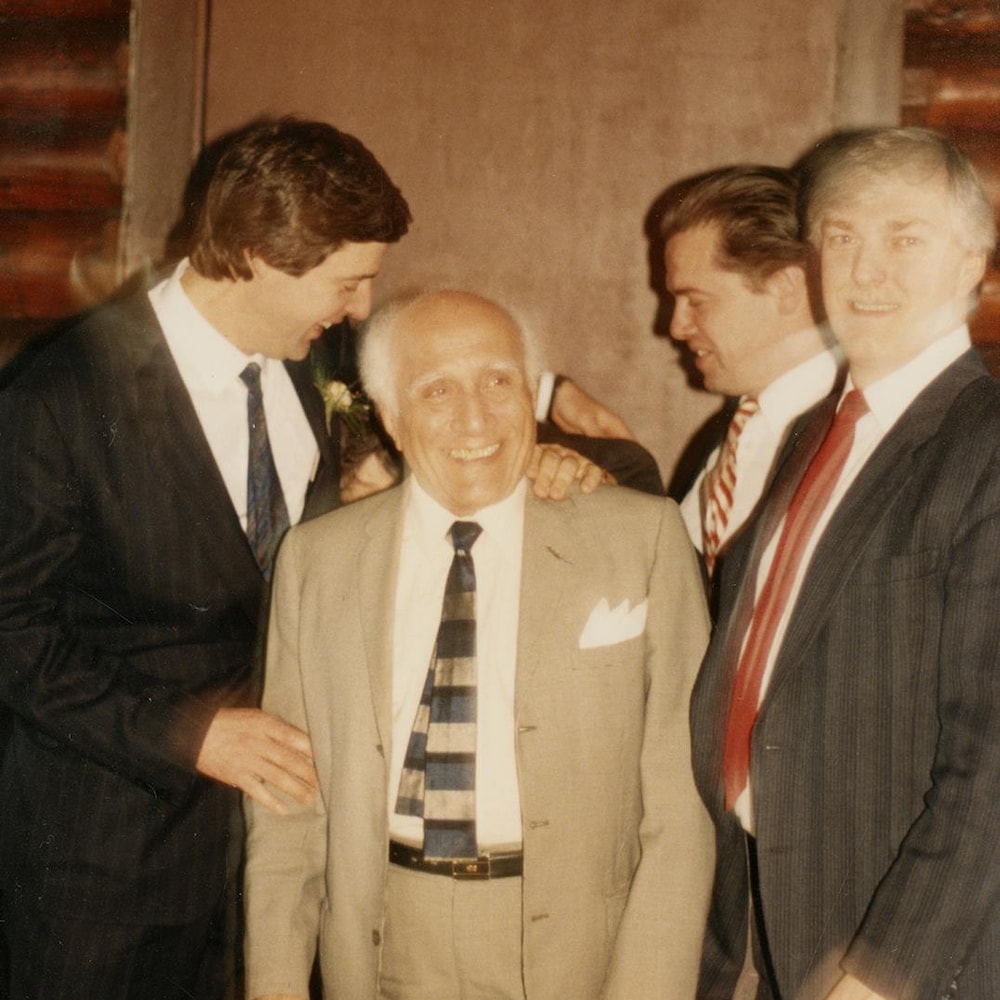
[389,839,523,880]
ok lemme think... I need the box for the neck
[180,266,258,354]
[750,319,832,394]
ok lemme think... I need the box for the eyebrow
[407,360,523,390]
[823,216,933,232]
[886,218,934,231]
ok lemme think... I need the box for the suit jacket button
[372,929,382,946]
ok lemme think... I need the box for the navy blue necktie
[395,521,482,859]
[240,363,290,578]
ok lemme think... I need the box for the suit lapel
[763,351,986,703]
[516,492,576,694]
[356,489,405,750]
[710,394,837,692]
[287,357,341,519]
[126,295,263,616]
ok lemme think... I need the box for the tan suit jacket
[245,482,713,999]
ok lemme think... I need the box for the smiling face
[380,293,536,516]
[241,240,388,360]
[816,169,986,387]
[665,222,804,396]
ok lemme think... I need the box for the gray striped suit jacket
[691,350,1000,1000]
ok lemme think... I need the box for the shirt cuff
[535,371,556,422]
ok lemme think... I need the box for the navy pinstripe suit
[0,292,339,987]
[691,350,1000,1000]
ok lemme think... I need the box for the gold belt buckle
[451,857,490,879]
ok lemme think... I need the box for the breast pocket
[569,631,645,671]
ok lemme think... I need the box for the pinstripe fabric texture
[691,352,1000,1000]
[0,293,340,977]
[395,521,481,859]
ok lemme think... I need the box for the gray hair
[801,127,997,256]
[358,289,543,420]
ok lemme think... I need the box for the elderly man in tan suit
[243,290,713,999]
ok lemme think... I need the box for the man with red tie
[691,128,1000,1000]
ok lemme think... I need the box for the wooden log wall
[903,0,1000,369]
[0,0,129,365]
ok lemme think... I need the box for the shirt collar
[149,258,261,392]
[403,475,527,553]
[754,339,842,432]
[845,324,971,432]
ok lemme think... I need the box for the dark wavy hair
[659,165,806,291]
[189,116,411,281]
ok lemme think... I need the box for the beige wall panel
[204,0,900,482]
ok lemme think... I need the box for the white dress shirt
[389,476,526,850]
[681,344,841,552]
[735,326,972,830]
[148,259,318,529]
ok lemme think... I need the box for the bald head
[360,290,538,515]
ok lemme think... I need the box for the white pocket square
[578,598,648,650]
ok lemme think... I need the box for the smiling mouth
[449,443,500,461]
[850,301,899,314]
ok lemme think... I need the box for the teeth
[450,443,500,460]
[695,349,709,357]
[851,301,897,314]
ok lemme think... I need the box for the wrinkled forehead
[397,300,527,378]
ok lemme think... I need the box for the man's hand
[526,442,613,500]
[550,378,636,440]
[196,707,318,815]
[823,974,889,1000]
[252,995,307,1000]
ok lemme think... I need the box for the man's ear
[766,264,809,316]
[245,250,267,280]
[960,248,988,296]
[379,406,403,452]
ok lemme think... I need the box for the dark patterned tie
[395,520,482,860]
[240,363,290,578]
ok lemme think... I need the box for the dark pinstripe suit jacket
[691,350,1000,1000]
[0,292,340,924]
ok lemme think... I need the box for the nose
[453,390,488,433]
[344,282,374,322]
[670,298,695,340]
[850,242,887,287]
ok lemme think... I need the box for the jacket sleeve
[0,366,246,797]
[844,433,1000,999]
[244,529,327,998]
[601,503,715,998]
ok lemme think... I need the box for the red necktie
[722,390,869,811]
[702,396,760,578]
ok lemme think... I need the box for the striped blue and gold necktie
[395,520,482,859]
